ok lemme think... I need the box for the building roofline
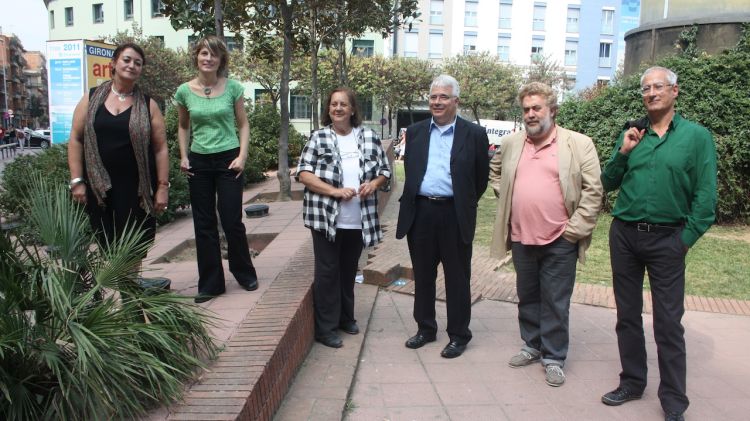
[626,13,750,39]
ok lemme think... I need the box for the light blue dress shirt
[418,118,456,197]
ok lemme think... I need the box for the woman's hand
[358,182,376,199]
[334,187,357,201]
[228,156,246,178]
[180,157,193,176]
[71,183,87,205]
[154,187,169,214]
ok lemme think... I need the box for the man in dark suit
[396,74,490,358]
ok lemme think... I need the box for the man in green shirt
[600,66,717,421]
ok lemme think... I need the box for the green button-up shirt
[601,113,717,247]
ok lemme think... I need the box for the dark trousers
[188,149,256,295]
[610,218,689,413]
[406,198,473,345]
[310,228,363,339]
[511,236,578,366]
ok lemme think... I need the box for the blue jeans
[188,148,256,295]
[511,236,578,366]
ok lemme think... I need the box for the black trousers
[188,149,256,295]
[406,197,473,345]
[610,218,689,413]
[311,228,363,339]
[512,236,578,366]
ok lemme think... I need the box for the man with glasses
[396,74,489,358]
[489,81,603,387]
[600,66,717,421]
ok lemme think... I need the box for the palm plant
[0,177,218,420]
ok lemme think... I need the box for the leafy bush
[557,24,750,223]
[247,102,306,175]
[0,177,218,420]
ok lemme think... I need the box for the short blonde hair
[192,35,228,76]
[517,82,558,112]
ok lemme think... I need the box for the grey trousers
[511,236,578,366]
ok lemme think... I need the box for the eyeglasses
[640,83,673,95]
[429,94,455,102]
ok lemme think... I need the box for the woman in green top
[175,35,258,303]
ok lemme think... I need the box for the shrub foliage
[557,24,750,223]
[0,177,218,420]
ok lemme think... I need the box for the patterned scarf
[84,79,154,214]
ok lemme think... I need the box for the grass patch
[475,187,750,300]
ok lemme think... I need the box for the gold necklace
[111,84,134,101]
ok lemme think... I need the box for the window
[404,32,418,57]
[357,96,373,121]
[65,7,74,26]
[430,0,443,25]
[597,78,610,88]
[564,40,577,66]
[290,94,311,119]
[152,0,165,17]
[49,11,55,29]
[254,89,273,105]
[599,42,612,67]
[532,4,546,31]
[531,37,544,59]
[498,1,512,29]
[226,37,241,52]
[566,7,579,33]
[463,32,478,55]
[352,39,374,57]
[429,32,442,59]
[497,36,510,62]
[124,0,133,20]
[601,9,614,34]
[465,1,478,27]
[92,4,104,23]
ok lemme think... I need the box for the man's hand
[620,127,645,155]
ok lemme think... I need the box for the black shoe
[440,341,467,358]
[664,411,684,421]
[405,333,436,349]
[316,334,343,348]
[239,279,258,291]
[601,387,643,406]
[194,294,215,303]
[339,321,360,335]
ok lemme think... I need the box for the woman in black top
[67,43,169,255]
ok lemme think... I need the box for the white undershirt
[336,129,361,229]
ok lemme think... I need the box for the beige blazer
[489,126,603,263]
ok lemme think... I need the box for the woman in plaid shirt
[296,87,391,348]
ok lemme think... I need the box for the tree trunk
[214,0,224,42]
[276,0,293,201]
[472,107,481,123]
[309,8,320,131]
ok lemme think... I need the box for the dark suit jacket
[396,117,490,244]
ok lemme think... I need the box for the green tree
[443,52,521,123]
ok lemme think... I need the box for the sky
[1,1,49,53]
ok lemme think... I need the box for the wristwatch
[69,177,86,190]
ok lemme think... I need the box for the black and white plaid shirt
[296,125,391,247]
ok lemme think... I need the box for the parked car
[27,130,51,149]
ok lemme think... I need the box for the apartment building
[1,34,30,129]
[387,0,640,91]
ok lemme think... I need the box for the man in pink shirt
[489,82,603,386]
